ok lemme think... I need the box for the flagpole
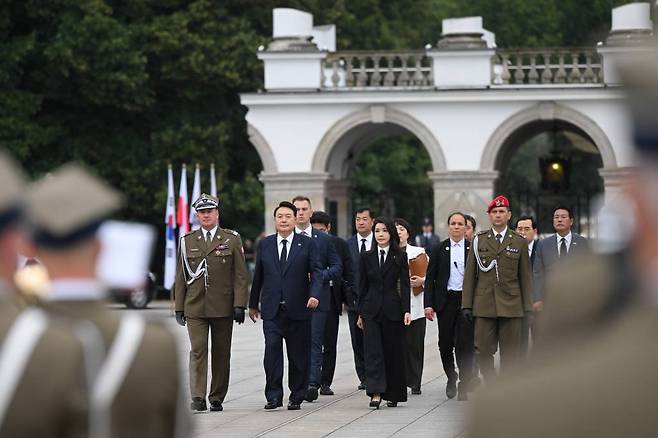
[210,163,217,197]
[189,163,201,230]
[165,163,177,316]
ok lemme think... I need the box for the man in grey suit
[533,206,590,314]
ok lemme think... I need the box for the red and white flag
[164,165,177,290]
[189,163,201,230]
[177,164,189,234]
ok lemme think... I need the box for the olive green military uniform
[174,226,249,404]
[0,289,88,438]
[39,299,187,438]
[462,228,533,378]
[22,164,190,438]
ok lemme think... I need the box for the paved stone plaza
[122,301,468,438]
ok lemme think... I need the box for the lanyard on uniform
[472,234,499,282]
[179,236,209,288]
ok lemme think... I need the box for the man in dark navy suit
[249,201,323,411]
[309,211,354,396]
[291,196,341,403]
[345,207,375,389]
[515,215,538,353]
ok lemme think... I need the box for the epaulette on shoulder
[183,230,197,238]
[225,228,240,237]
[510,229,524,238]
[477,230,488,236]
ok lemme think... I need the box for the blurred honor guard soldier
[0,154,88,438]
[249,201,323,411]
[175,193,249,412]
[424,212,474,400]
[24,164,189,438]
[462,196,533,380]
[415,218,441,256]
[532,206,589,313]
[291,196,341,403]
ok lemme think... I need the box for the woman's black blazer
[357,247,411,321]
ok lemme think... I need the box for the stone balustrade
[491,48,603,85]
[321,51,433,89]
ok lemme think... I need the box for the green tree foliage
[0,0,629,244]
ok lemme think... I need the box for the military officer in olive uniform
[23,164,190,438]
[175,193,249,412]
[462,195,533,380]
[0,153,89,438]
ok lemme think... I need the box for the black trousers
[321,309,340,387]
[347,310,366,383]
[363,316,407,403]
[437,292,474,384]
[405,317,426,390]
[263,307,311,404]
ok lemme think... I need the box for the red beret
[487,195,510,212]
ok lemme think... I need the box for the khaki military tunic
[0,288,88,438]
[175,227,249,317]
[39,298,188,438]
[462,228,533,375]
[462,229,533,318]
[174,227,249,403]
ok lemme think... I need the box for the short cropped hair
[515,215,537,229]
[310,211,332,226]
[464,214,477,230]
[291,195,311,206]
[274,201,297,217]
[355,207,375,218]
[553,205,573,219]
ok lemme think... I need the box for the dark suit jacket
[529,239,538,266]
[424,238,470,314]
[358,247,411,321]
[249,233,323,321]
[533,232,589,302]
[308,229,342,312]
[415,233,441,256]
[329,234,353,315]
[346,234,367,311]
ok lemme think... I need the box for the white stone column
[429,171,498,237]
[325,180,351,238]
[599,167,634,202]
[259,172,330,234]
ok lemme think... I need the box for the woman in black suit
[357,217,411,408]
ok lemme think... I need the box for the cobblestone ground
[116,301,468,438]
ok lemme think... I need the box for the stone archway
[481,102,617,171]
[481,102,614,236]
[311,106,446,237]
[247,124,278,173]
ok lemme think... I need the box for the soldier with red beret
[461,195,533,381]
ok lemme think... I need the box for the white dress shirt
[528,239,535,259]
[201,225,218,242]
[295,224,313,237]
[493,226,508,243]
[276,233,294,259]
[357,232,373,252]
[557,231,573,256]
[447,238,465,291]
[404,244,426,320]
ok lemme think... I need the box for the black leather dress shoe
[287,401,301,410]
[386,401,398,407]
[264,400,282,410]
[305,385,319,402]
[190,397,207,411]
[369,396,381,409]
[209,401,223,411]
[358,382,366,390]
[411,387,421,395]
[320,385,334,396]
[446,380,457,399]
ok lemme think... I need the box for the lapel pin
[445,246,449,251]
[215,250,220,255]
[197,236,201,240]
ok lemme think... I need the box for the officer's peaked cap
[193,193,219,211]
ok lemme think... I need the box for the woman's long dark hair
[372,216,402,254]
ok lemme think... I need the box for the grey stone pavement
[116,301,469,438]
